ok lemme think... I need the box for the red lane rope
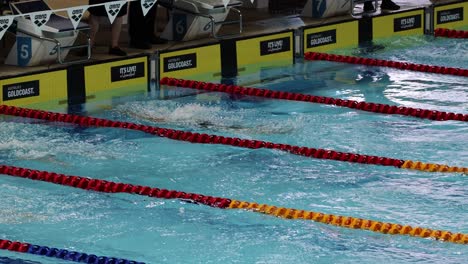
[0,105,407,170]
[304,52,468,77]
[0,240,29,253]
[0,165,232,209]
[160,77,468,122]
[2,165,468,245]
[435,28,468,38]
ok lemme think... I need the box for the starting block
[5,0,90,67]
[160,0,243,41]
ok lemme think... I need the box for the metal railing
[17,27,91,65]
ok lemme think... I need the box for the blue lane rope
[28,245,144,263]
[0,239,145,264]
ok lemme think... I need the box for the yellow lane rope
[402,160,468,173]
[229,200,468,244]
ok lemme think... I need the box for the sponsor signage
[0,15,14,40]
[260,37,291,56]
[111,62,145,82]
[394,14,422,32]
[141,0,157,16]
[163,53,197,72]
[30,11,52,31]
[104,1,126,24]
[437,7,464,24]
[306,29,337,48]
[3,80,40,101]
[66,6,88,30]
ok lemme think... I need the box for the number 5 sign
[16,36,32,67]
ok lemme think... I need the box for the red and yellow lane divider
[304,52,468,77]
[228,200,468,244]
[401,160,466,173]
[1,165,467,245]
[0,105,466,174]
[160,77,468,122]
[434,28,468,39]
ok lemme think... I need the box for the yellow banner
[84,56,148,102]
[304,21,359,53]
[373,10,425,39]
[0,70,67,109]
[159,44,222,81]
[434,2,468,30]
[237,31,294,75]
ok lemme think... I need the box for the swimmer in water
[31,154,70,167]
[0,209,48,224]
[115,105,296,135]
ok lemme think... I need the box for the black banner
[437,7,464,24]
[111,62,145,82]
[3,80,39,101]
[260,37,291,56]
[394,15,422,32]
[163,53,197,72]
[306,29,337,48]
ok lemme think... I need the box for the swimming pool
[1,34,467,263]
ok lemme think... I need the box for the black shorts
[88,0,128,17]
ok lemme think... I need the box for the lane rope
[304,52,468,77]
[434,28,468,39]
[0,238,144,264]
[0,105,466,174]
[1,165,467,245]
[160,77,468,122]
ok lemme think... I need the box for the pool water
[0,35,467,263]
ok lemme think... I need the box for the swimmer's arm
[125,111,167,123]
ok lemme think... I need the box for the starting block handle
[57,35,91,64]
[215,7,242,39]
[199,7,243,39]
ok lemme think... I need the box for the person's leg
[111,16,123,48]
[381,0,400,10]
[149,4,167,44]
[364,1,375,12]
[129,0,150,48]
[88,14,100,47]
[109,16,127,56]
[128,1,139,43]
[145,4,156,43]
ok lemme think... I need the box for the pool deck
[0,0,463,79]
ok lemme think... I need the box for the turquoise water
[0,35,467,263]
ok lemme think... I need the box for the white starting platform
[160,0,243,41]
[5,0,90,67]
